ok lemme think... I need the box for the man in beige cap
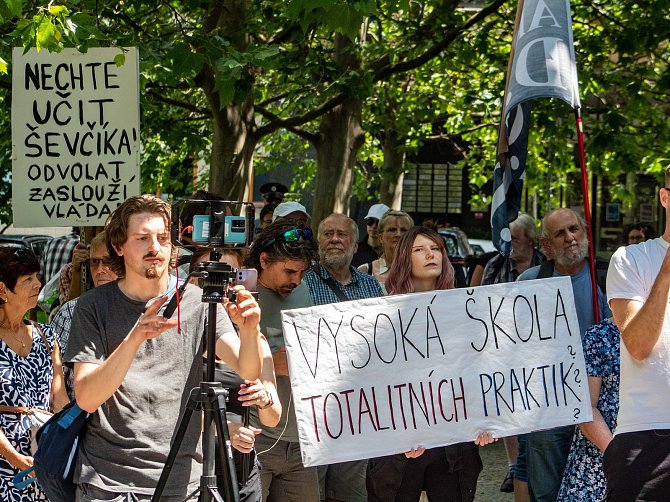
[271,201,310,226]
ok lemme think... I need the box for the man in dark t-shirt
[65,195,264,500]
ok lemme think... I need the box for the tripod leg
[152,388,198,502]
[211,387,241,502]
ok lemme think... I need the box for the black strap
[314,266,349,301]
[163,280,189,319]
[537,259,555,279]
[365,262,373,276]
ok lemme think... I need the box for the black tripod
[152,297,240,502]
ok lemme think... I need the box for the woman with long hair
[367,227,494,502]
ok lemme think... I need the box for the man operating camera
[64,194,265,501]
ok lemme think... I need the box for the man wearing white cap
[272,201,310,226]
[351,203,389,268]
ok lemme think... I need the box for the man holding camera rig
[64,195,265,501]
[243,220,320,501]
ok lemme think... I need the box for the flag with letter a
[491,0,581,255]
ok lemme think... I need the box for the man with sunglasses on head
[244,221,320,501]
[352,203,389,268]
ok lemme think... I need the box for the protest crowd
[2,170,670,502]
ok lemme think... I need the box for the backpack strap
[314,265,349,302]
[365,262,373,275]
[13,467,35,490]
[537,259,555,279]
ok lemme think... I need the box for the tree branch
[373,0,508,82]
[255,105,319,143]
[146,90,210,115]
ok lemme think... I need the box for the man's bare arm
[611,247,670,361]
[73,297,177,412]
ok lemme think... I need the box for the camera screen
[171,199,255,249]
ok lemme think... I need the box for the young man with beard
[303,213,384,502]
[244,220,320,501]
[64,195,264,501]
[515,208,611,502]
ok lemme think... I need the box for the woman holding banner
[366,226,494,502]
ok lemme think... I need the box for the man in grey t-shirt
[65,195,264,501]
[244,220,319,502]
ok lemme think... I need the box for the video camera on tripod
[171,199,258,303]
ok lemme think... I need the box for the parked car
[438,228,473,288]
[0,234,53,262]
[468,238,496,256]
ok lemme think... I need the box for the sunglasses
[89,257,112,268]
[365,218,379,226]
[262,228,314,249]
[13,248,32,261]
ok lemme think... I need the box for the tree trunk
[312,97,365,227]
[199,0,256,202]
[379,128,405,210]
[209,97,257,201]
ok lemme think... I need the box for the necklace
[0,319,25,349]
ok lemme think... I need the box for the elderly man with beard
[514,208,611,502]
[304,213,384,502]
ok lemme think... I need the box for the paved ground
[475,439,515,502]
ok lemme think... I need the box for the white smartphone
[235,269,257,292]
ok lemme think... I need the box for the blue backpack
[14,400,89,502]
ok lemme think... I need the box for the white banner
[11,47,141,227]
[281,277,592,467]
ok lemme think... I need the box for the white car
[468,239,496,256]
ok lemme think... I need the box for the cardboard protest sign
[11,47,140,227]
[281,277,592,467]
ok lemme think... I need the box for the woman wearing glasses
[0,247,69,501]
[366,227,494,502]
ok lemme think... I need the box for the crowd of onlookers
[2,176,670,501]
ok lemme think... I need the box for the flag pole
[574,107,601,323]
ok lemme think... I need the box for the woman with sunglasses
[366,227,494,502]
[0,247,69,501]
[358,210,414,290]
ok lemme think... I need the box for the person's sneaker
[500,467,514,493]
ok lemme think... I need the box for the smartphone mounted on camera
[171,199,255,249]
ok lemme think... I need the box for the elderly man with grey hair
[303,213,384,502]
[481,213,545,287]
[513,207,611,502]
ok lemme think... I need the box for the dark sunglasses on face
[89,257,111,268]
[262,228,314,249]
[365,219,378,226]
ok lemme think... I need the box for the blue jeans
[526,425,574,502]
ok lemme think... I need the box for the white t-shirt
[607,237,670,434]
